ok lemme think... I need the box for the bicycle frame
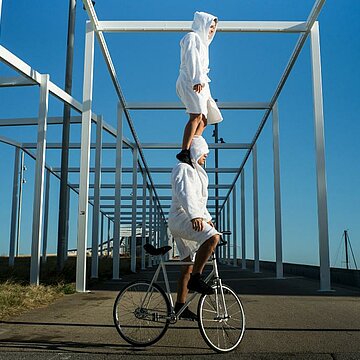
[140,249,229,321]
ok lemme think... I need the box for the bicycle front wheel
[198,284,245,353]
[113,280,170,346]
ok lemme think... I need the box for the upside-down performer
[168,135,221,321]
[176,11,223,167]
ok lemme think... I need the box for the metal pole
[58,0,76,273]
[9,147,20,266]
[141,170,147,270]
[100,213,104,256]
[42,170,50,264]
[91,115,102,278]
[310,21,331,291]
[113,103,123,279]
[131,147,138,273]
[16,150,25,257]
[253,144,260,273]
[0,0,3,21]
[241,170,246,269]
[226,199,231,265]
[272,102,284,278]
[222,206,226,262]
[107,217,111,256]
[30,74,49,285]
[344,230,349,270]
[148,188,153,267]
[214,124,219,226]
[218,208,222,262]
[64,187,70,261]
[154,207,158,264]
[232,186,237,266]
[76,21,94,292]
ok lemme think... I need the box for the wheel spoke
[199,285,245,352]
[114,282,169,346]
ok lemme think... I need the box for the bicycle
[113,240,246,353]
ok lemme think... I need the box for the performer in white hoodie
[169,135,221,321]
[176,11,223,167]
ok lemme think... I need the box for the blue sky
[0,0,359,269]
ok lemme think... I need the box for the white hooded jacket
[169,136,212,222]
[178,11,218,87]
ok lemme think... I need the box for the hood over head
[190,135,209,163]
[191,11,218,46]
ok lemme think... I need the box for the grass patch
[0,280,75,320]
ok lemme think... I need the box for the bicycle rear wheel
[113,280,170,346]
[198,284,245,353]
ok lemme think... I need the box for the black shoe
[174,302,198,321]
[176,149,194,168]
[187,273,214,295]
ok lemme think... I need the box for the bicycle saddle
[143,243,172,256]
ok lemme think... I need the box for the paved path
[0,263,359,359]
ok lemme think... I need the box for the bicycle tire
[113,280,171,346]
[197,284,245,353]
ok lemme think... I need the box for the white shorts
[168,211,220,261]
[176,77,223,125]
[176,77,211,117]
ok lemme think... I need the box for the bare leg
[194,115,207,136]
[176,256,193,303]
[193,235,220,274]
[181,113,203,150]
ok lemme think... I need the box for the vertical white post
[226,199,231,265]
[113,103,123,279]
[148,188,153,267]
[9,147,20,266]
[241,170,246,270]
[76,22,94,292]
[253,144,260,273]
[232,186,237,266]
[272,102,284,278]
[141,170,147,270]
[0,0,3,25]
[131,147,138,273]
[100,213,104,257]
[91,115,103,278]
[107,217,111,256]
[30,73,49,285]
[154,207,159,264]
[16,151,25,257]
[222,207,226,262]
[42,170,50,264]
[310,22,331,291]
[216,210,223,262]
[64,188,70,261]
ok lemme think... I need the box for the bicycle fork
[212,254,229,320]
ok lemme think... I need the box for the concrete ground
[0,263,359,360]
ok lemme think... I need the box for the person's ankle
[175,301,185,311]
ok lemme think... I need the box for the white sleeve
[182,34,206,87]
[172,166,204,220]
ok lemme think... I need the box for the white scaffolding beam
[97,21,307,33]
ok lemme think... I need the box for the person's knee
[208,234,220,248]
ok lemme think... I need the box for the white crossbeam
[52,167,239,173]
[97,21,307,33]
[21,142,249,150]
[125,102,270,110]
[0,76,36,87]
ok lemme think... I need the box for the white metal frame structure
[0,0,331,292]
